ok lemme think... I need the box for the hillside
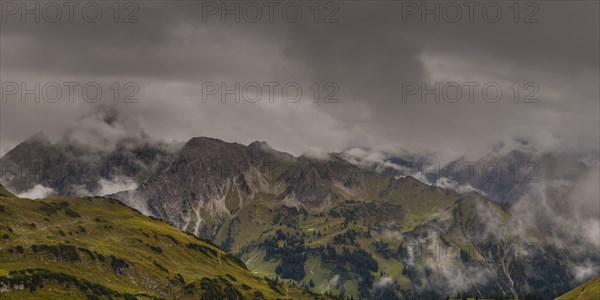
[122,137,459,239]
[108,137,465,298]
[0,185,335,300]
[555,275,600,300]
[0,185,15,198]
[104,137,594,299]
[3,134,598,299]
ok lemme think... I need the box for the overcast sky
[1,1,598,159]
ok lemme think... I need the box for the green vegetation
[211,180,580,299]
[215,189,458,299]
[555,275,600,300]
[0,185,336,299]
[0,184,15,198]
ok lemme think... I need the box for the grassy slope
[216,177,571,299]
[0,188,335,300]
[555,275,600,300]
[211,176,462,298]
[0,185,15,198]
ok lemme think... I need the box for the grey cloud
[0,1,598,159]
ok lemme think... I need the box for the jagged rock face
[0,132,175,197]
[280,155,372,208]
[134,137,296,235]
[138,138,255,235]
[0,133,67,194]
[121,137,454,240]
[3,133,596,298]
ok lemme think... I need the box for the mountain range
[1,111,598,299]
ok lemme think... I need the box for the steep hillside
[4,134,597,299]
[121,137,458,239]
[0,185,15,198]
[555,275,600,300]
[104,136,600,299]
[106,137,470,298]
[111,137,599,299]
[0,185,335,300]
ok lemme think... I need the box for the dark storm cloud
[277,1,599,158]
[0,1,598,158]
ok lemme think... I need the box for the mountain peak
[23,131,51,145]
[300,148,333,161]
[183,136,238,150]
[2,131,55,160]
[186,136,231,145]
[248,140,274,152]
